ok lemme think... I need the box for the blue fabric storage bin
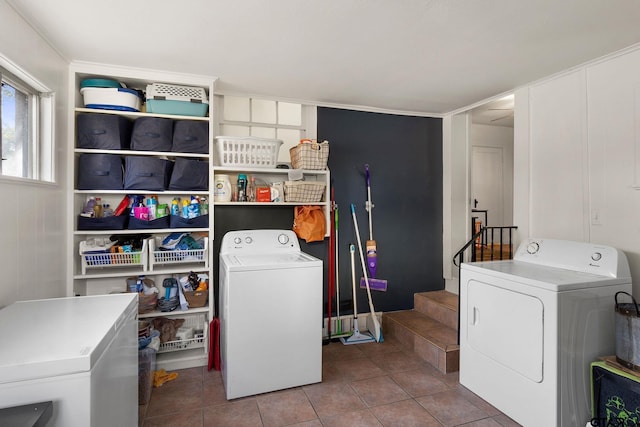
[124,156,173,191]
[172,121,209,154]
[168,158,208,191]
[130,117,173,151]
[77,153,123,190]
[77,214,128,230]
[128,215,170,230]
[170,214,209,229]
[76,113,132,150]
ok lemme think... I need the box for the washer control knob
[526,242,540,254]
[278,233,290,245]
[245,236,253,244]
[233,237,242,245]
[592,252,602,262]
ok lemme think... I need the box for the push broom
[332,202,350,339]
[360,164,388,292]
[351,203,384,343]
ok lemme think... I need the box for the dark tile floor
[139,337,521,426]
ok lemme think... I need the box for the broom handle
[366,164,373,240]
[351,204,376,315]
[350,244,358,317]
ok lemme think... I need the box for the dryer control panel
[514,238,630,278]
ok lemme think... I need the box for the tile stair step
[413,290,458,330]
[382,291,460,374]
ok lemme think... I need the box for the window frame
[0,54,54,183]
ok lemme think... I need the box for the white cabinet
[212,166,331,235]
[67,61,216,370]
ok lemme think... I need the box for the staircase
[381,225,518,374]
[382,290,459,373]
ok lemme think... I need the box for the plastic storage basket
[146,83,209,117]
[80,87,142,112]
[284,181,326,202]
[214,136,282,168]
[158,314,207,353]
[148,237,209,271]
[79,239,148,275]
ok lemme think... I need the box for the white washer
[460,238,632,427]
[219,229,323,399]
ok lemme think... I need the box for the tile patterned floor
[139,337,521,426]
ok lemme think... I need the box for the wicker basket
[284,181,326,203]
[184,290,208,308]
[289,140,329,170]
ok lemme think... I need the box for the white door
[471,146,504,227]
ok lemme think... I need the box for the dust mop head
[340,317,375,345]
[360,277,388,292]
[340,331,375,345]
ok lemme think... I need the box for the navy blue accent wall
[318,107,443,313]
[212,108,443,316]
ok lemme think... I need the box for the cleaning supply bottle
[214,175,232,202]
[237,174,248,202]
[247,176,256,202]
[182,199,190,218]
[93,197,103,218]
[171,198,180,216]
[83,197,96,215]
[103,204,114,217]
[188,196,200,218]
[200,197,209,215]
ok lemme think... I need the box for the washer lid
[462,260,630,291]
[222,252,321,270]
[0,293,137,384]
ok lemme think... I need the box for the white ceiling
[7,0,640,116]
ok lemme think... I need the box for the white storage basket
[79,239,148,275]
[148,236,209,271]
[214,136,283,168]
[158,314,207,353]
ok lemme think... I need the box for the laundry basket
[214,136,282,168]
[146,83,209,117]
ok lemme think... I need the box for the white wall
[0,0,69,307]
[512,45,640,295]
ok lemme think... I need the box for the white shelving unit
[67,61,216,370]
[212,166,331,235]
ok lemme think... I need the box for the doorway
[468,94,514,240]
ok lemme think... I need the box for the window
[0,59,54,182]
[218,95,315,163]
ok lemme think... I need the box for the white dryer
[460,238,632,427]
[219,229,323,399]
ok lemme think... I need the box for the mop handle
[335,206,340,319]
[365,164,373,240]
[350,244,357,317]
[351,204,377,314]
